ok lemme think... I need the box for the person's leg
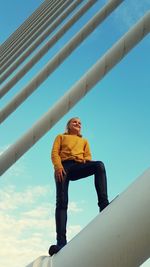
[49,174,69,256]
[55,177,69,247]
[93,161,109,211]
[68,161,109,211]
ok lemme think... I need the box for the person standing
[49,117,109,256]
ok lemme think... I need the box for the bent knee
[95,161,105,170]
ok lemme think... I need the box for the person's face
[68,118,81,135]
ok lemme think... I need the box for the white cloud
[68,201,83,213]
[0,185,52,266]
[0,185,50,210]
[0,185,83,267]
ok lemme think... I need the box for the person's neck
[69,130,79,136]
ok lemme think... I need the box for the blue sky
[0,0,150,266]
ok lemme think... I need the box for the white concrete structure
[26,168,150,266]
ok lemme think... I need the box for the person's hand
[55,168,66,182]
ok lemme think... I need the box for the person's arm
[84,139,92,161]
[51,135,66,182]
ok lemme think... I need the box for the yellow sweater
[51,134,92,170]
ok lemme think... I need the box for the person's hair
[64,117,82,137]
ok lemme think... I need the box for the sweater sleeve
[84,139,92,161]
[51,135,63,170]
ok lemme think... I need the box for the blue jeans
[55,160,109,246]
